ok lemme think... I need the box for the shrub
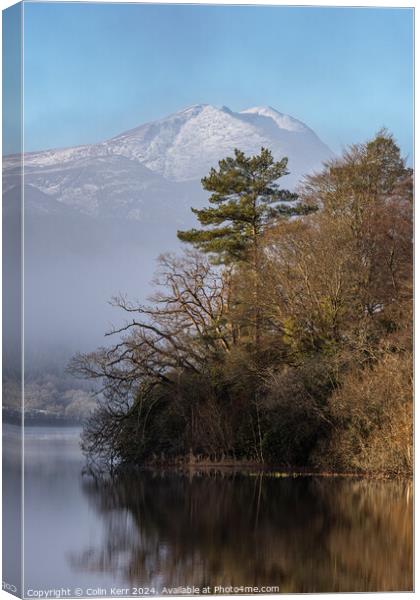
[313,352,413,475]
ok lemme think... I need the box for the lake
[5,426,414,595]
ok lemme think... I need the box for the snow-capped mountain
[3,104,332,219]
[106,104,332,182]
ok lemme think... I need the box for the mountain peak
[10,103,333,190]
[242,105,278,113]
[106,103,331,181]
[240,106,308,132]
[180,103,210,113]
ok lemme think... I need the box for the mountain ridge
[3,104,333,219]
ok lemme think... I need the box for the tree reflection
[70,472,412,593]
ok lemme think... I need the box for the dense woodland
[71,131,413,476]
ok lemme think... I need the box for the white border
[0,2,415,600]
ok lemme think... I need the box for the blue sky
[19,2,414,160]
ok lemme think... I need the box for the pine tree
[178,146,315,353]
[177,147,312,265]
[178,147,315,462]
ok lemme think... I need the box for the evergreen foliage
[177,147,313,264]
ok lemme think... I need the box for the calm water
[6,426,413,595]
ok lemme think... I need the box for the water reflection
[71,471,413,593]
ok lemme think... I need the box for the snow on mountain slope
[4,153,203,221]
[240,106,308,132]
[106,104,333,182]
[3,104,333,218]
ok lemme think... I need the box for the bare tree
[69,251,233,469]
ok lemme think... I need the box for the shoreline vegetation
[123,454,413,480]
[71,132,413,479]
[139,463,412,481]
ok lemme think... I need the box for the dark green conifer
[177,147,313,264]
